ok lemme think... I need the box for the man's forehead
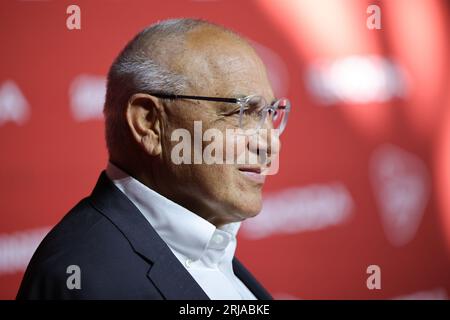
[194,54,272,97]
[164,25,274,100]
[185,24,244,48]
[225,89,276,102]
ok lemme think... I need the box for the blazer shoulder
[17,196,156,299]
[34,197,115,256]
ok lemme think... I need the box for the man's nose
[248,127,281,162]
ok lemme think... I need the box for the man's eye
[225,108,241,116]
[269,109,278,117]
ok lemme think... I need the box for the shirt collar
[105,162,241,262]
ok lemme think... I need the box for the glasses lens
[269,98,290,133]
[239,96,290,135]
[246,95,267,113]
[239,95,267,131]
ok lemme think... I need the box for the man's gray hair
[104,18,218,157]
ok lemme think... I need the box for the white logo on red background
[0,227,50,275]
[306,55,407,105]
[241,183,353,239]
[69,74,106,121]
[0,80,30,126]
[370,144,430,247]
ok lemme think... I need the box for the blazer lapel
[233,258,273,300]
[89,171,209,300]
[147,252,210,300]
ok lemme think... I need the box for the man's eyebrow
[214,101,238,113]
[228,92,246,99]
[231,92,277,102]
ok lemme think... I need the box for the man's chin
[235,200,263,220]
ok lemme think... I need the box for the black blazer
[17,172,273,300]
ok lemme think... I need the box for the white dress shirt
[106,162,257,300]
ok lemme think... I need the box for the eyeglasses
[148,93,291,135]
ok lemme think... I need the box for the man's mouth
[238,166,266,184]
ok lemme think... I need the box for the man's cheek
[224,131,247,164]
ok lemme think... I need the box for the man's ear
[126,93,163,157]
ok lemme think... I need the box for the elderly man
[17,18,290,300]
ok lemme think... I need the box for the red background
[0,0,449,299]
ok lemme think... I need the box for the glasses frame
[147,92,291,135]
